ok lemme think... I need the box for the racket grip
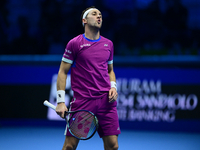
[43,100,56,110]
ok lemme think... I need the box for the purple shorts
[64,93,121,138]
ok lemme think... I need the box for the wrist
[110,81,117,91]
[57,90,65,104]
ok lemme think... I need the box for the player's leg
[96,93,121,150]
[102,135,119,150]
[62,97,95,150]
[62,136,79,150]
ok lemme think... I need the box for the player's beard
[88,21,102,31]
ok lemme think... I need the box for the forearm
[57,70,67,91]
[108,70,116,82]
[56,74,68,118]
[57,61,71,91]
[108,68,118,102]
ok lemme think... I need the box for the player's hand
[109,87,118,103]
[56,102,68,118]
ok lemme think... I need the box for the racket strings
[69,112,91,128]
[68,111,98,139]
[87,117,98,136]
[71,112,95,137]
[69,112,91,131]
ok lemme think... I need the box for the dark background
[0,0,200,56]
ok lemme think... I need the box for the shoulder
[100,36,114,49]
[100,36,113,45]
[68,34,83,44]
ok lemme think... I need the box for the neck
[84,26,100,40]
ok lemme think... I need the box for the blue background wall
[0,56,200,133]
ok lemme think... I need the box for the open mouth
[97,19,101,24]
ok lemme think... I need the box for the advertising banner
[0,64,199,131]
[47,68,200,124]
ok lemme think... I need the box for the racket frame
[65,109,98,140]
[43,100,98,140]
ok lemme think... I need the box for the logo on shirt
[104,44,108,47]
[80,44,91,48]
[65,49,72,54]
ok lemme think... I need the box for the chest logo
[80,44,91,48]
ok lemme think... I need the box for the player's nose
[97,14,101,18]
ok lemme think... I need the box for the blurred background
[0,0,200,55]
[0,0,200,149]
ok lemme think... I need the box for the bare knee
[106,144,118,150]
[103,135,119,150]
[63,143,79,150]
[62,136,79,150]
[105,142,119,150]
[62,144,74,150]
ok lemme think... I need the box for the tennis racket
[43,100,98,140]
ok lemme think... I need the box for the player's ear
[82,18,87,26]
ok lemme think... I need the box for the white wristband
[110,81,117,91]
[57,90,65,104]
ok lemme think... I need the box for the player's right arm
[56,61,72,118]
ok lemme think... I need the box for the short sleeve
[62,40,76,64]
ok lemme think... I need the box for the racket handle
[43,100,56,110]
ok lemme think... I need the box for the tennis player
[55,6,121,150]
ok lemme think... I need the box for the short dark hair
[81,6,96,27]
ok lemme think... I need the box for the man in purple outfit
[55,6,121,150]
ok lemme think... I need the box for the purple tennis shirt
[62,34,114,99]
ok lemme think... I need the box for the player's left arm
[108,63,118,103]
